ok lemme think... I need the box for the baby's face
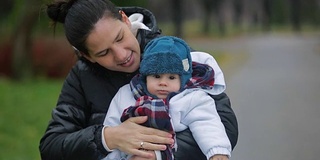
[146,73,181,99]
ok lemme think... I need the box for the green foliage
[0,78,62,160]
[0,0,23,36]
[0,0,53,38]
[301,0,320,25]
[270,0,290,25]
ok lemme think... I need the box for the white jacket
[103,51,231,160]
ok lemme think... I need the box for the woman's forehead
[86,18,122,51]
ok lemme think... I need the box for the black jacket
[39,7,238,160]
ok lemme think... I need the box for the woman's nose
[112,46,127,62]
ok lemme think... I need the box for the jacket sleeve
[212,92,238,150]
[39,65,108,160]
[173,92,238,160]
[179,91,231,159]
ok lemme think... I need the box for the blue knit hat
[140,36,192,92]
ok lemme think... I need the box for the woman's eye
[116,35,124,42]
[98,50,109,57]
[154,75,161,78]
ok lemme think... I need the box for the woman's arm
[212,92,238,150]
[39,65,108,160]
[39,107,107,160]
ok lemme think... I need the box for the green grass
[0,78,63,160]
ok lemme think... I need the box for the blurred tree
[11,0,42,80]
[0,0,14,21]
[171,0,184,37]
[232,0,243,26]
[270,0,289,25]
[0,0,15,35]
[300,0,319,28]
[200,0,214,33]
[289,0,301,31]
[262,0,272,31]
[199,0,225,36]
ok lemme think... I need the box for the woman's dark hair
[47,0,122,55]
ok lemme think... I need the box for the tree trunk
[201,0,214,34]
[0,0,14,20]
[232,0,243,26]
[290,0,301,31]
[172,0,183,38]
[200,0,224,35]
[262,0,272,31]
[11,1,40,80]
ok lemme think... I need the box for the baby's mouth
[158,90,169,94]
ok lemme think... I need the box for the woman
[40,0,238,160]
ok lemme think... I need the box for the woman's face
[85,13,141,73]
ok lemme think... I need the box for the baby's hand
[210,154,229,160]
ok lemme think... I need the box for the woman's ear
[82,54,96,63]
[72,46,96,63]
[119,10,131,27]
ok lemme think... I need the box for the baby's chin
[155,95,168,99]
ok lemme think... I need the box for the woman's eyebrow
[93,28,123,56]
[113,28,123,43]
[94,49,108,56]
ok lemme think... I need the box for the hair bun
[46,0,77,23]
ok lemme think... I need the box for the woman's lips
[118,52,133,67]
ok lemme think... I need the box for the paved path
[189,33,320,160]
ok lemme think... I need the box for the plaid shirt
[120,62,215,160]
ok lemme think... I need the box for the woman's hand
[210,154,229,160]
[130,150,156,160]
[104,116,174,158]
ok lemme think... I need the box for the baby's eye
[153,74,161,78]
[169,76,177,80]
